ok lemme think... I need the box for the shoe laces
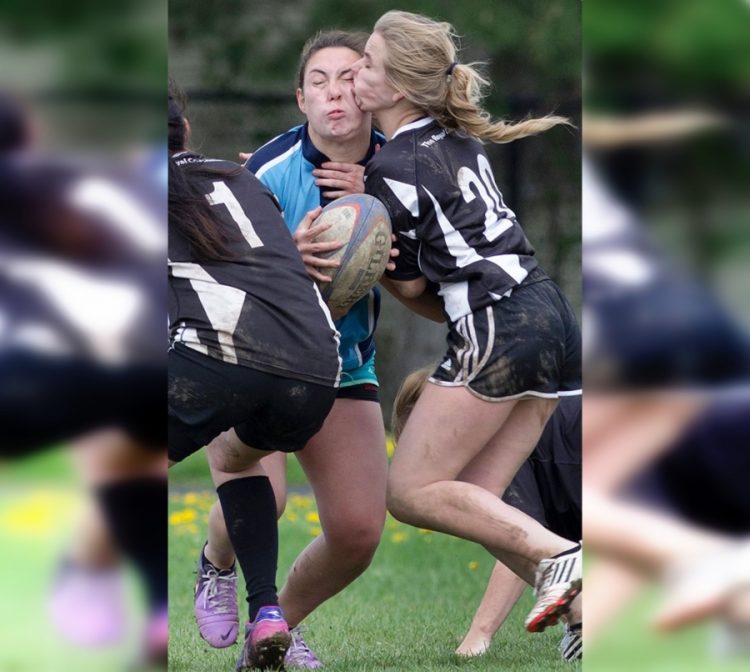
[286,625,319,665]
[200,565,236,614]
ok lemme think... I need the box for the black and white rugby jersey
[364,117,539,324]
[0,153,165,366]
[168,154,341,388]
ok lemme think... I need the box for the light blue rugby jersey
[246,123,385,374]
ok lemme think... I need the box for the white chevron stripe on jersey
[424,187,528,284]
[254,140,302,180]
[69,178,164,254]
[175,323,209,355]
[439,281,471,322]
[171,261,245,364]
[383,177,420,218]
[485,253,529,284]
[2,253,142,365]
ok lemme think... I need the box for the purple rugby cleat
[194,546,239,648]
[285,626,322,669]
[49,560,126,647]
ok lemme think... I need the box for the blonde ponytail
[375,10,571,143]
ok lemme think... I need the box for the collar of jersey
[391,116,435,140]
[301,122,383,168]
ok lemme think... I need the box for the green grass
[169,449,308,487]
[0,450,141,671]
[585,590,749,672]
[168,485,576,672]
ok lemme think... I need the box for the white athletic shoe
[560,622,582,661]
[525,545,582,633]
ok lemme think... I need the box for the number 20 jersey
[364,117,539,324]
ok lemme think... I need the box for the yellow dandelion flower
[183,493,198,505]
[418,528,432,535]
[289,495,313,510]
[304,511,319,523]
[309,526,321,537]
[169,508,197,525]
[468,561,479,571]
[285,511,299,523]
[391,532,407,543]
[386,436,396,458]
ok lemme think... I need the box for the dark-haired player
[168,81,344,670]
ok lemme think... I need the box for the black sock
[95,477,167,610]
[217,475,279,622]
[552,542,581,559]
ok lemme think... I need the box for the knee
[386,476,420,527]
[326,516,383,568]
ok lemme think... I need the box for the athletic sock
[95,477,167,609]
[216,475,279,621]
[552,542,582,559]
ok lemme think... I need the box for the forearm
[380,276,445,323]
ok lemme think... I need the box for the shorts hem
[427,377,577,403]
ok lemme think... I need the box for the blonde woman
[352,10,582,633]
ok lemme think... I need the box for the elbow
[394,278,427,299]
[398,284,424,300]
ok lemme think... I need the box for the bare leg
[584,558,645,643]
[388,385,574,567]
[279,399,387,627]
[584,488,728,575]
[456,561,526,656]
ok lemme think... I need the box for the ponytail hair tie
[446,62,458,76]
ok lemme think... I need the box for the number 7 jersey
[364,117,539,324]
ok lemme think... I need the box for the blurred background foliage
[584,0,750,326]
[584,0,750,110]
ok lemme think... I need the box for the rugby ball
[314,194,392,316]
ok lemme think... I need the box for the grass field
[170,453,749,672]
[169,450,576,672]
[0,449,142,672]
[5,449,744,671]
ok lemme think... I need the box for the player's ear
[296,88,306,114]
[391,89,405,104]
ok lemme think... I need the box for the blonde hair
[374,10,570,144]
[391,366,432,444]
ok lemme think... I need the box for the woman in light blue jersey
[191,32,406,668]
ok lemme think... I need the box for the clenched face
[352,32,401,114]
[297,47,369,142]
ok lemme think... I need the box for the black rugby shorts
[168,344,336,463]
[430,278,581,401]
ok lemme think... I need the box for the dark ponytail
[168,79,242,261]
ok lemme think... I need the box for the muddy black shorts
[1,351,164,457]
[503,395,582,542]
[430,277,582,401]
[168,344,336,463]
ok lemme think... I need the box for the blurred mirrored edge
[581,104,750,668]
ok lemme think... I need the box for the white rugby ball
[313,194,392,316]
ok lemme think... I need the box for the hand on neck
[307,125,372,163]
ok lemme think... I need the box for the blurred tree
[169,0,579,113]
[584,0,750,108]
